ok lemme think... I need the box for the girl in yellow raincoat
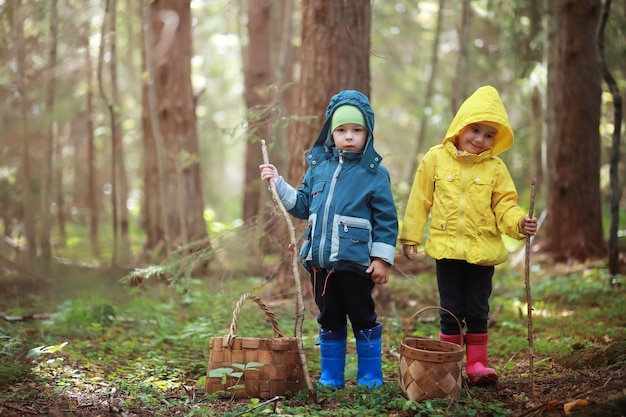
[399,85,537,385]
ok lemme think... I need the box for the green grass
[1,260,625,416]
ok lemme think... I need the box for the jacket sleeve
[492,160,526,240]
[283,168,312,220]
[369,169,399,266]
[398,151,435,245]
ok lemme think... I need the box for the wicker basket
[399,306,464,401]
[205,293,305,399]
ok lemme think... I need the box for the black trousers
[310,268,377,332]
[436,259,494,334]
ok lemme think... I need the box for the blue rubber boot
[317,327,347,388]
[354,323,383,388]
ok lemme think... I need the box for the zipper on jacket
[318,151,343,267]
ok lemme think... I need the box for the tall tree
[39,0,58,270]
[98,0,122,264]
[598,0,623,275]
[81,20,101,260]
[451,0,470,115]
[14,0,37,259]
[242,0,272,225]
[141,0,208,257]
[408,0,444,180]
[288,0,371,185]
[541,0,606,261]
[108,0,132,264]
[261,1,300,295]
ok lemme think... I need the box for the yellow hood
[442,86,514,156]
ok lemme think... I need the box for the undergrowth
[0,260,624,416]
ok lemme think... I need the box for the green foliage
[208,362,265,400]
[0,331,32,386]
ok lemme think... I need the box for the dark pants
[310,268,377,332]
[436,259,494,334]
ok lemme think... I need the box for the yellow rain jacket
[399,86,527,266]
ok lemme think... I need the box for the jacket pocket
[309,181,326,212]
[299,223,313,260]
[468,226,506,266]
[468,176,494,204]
[425,218,448,259]
[337,220,371,264]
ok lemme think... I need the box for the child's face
[458,123,498,154]
[332,123,367,152]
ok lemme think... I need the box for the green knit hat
[331,105,366,132]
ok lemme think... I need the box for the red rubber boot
[464,333,498,385]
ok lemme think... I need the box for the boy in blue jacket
[260,90,398,388]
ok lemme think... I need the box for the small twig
[261,140,316,401]
[525,178,537,393]
[232,396,281,416]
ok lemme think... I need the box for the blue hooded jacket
[278,90,398,272]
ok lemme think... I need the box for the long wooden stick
[261,140,315,400]
[525,178,537,393]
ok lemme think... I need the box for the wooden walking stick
[525,178,537,393]
[261,140,316,400]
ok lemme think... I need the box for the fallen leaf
[564,399,588,415]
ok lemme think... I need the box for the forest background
[0,0,624,273]
[1,0,626,416]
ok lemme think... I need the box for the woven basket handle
[226,293,285,347]
[402,306,464,345]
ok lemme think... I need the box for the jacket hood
[307,90,382,170]
[442,85,514,156]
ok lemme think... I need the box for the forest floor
[1,334,625,417]
[1,252,625,416]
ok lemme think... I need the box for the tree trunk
[82,21,101,260]
[109,0,132,264]
[39,0,58,271]
[598,0,622,275]
[98,0,120,264]
[14,0,37,260]
[258,0,300,296]
[541,0,606,261]
[288,0,371,185]
[242,0,272,225]
[543,0,556,209]
[408,0,444,180]
[141,0,208,257]
[451,0,470,115]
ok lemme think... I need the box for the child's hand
[366,258,389,285]
[402,244,419,260]
[520,215,538,236]
[259,164,279,184]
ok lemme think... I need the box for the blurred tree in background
[0,0,623,278]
